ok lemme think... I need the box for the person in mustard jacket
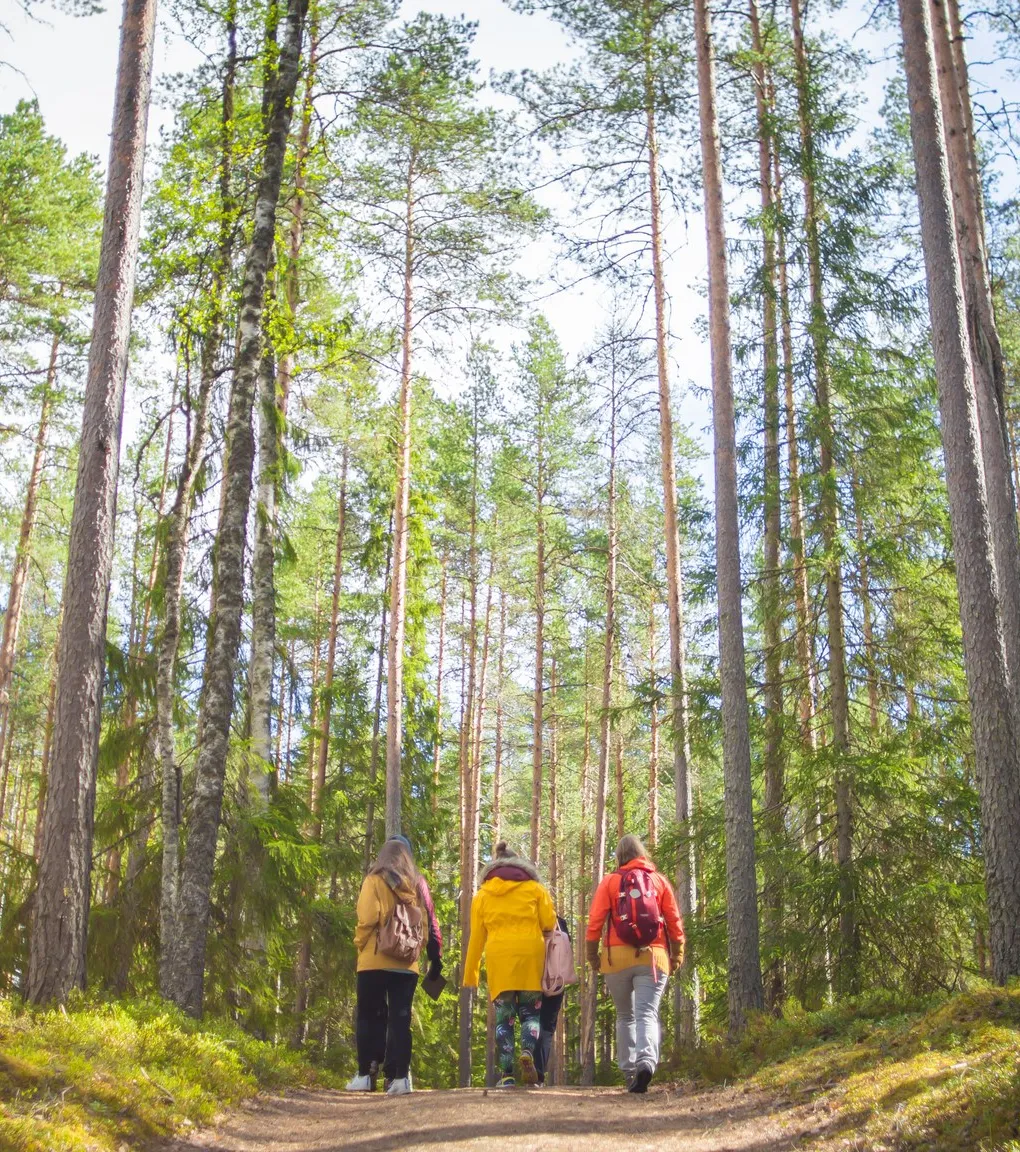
[585,834,685,1094]
[463,841,556,1087]
[346,839,425,1096]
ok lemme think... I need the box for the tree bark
[431,555,448,819]
[531,417,546,864]
[168,0,308,1016]
[899,0,1020,982]
[694,0,764,1035]
[28,0,157,1005]
[365,517,392,867]
[648,597,659,848]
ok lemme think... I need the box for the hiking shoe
[385,1077,412,1095]
[495,1075,515,1088]
[628,1064,653,1094]
[345,1074,373,1091]
[519,1051,538,1086]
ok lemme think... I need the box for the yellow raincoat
[463,866,556,1000]
[353,872,421,974]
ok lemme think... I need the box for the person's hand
[585,939,601,973]
[668,938,684,974]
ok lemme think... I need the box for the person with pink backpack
[585,834,685,1093]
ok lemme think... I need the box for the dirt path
[163,1084,841,1151]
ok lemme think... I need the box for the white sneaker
[385,1077,412,1095]
[346,1074,373,1091]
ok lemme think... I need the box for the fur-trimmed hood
[477,853,543,887]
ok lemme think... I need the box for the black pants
[356,970,418,1079]
[534,991,564,1083]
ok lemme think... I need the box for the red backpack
[612,866,662,950]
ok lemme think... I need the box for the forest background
[1,0,1020,1096]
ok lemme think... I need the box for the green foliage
[0,994,325,1151]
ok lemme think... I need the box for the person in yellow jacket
[463,841,556,1087]
[346,839,424,1096]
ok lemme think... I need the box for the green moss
[0,995,327,1151]
[674,986,1020,1151]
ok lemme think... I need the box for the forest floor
[160,1082,830,1152]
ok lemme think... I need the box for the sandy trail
[163,1083,840,1151]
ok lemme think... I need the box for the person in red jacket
[585,834,684,1093]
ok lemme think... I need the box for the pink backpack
[542,922,578,995]
[612,867,662,950]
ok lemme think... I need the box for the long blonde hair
[616,834,649,869]
[368,839,419,903]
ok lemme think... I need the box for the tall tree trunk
[293,450,347,1040]
[492,590,505,845]
[385,153,417,839]
[694,0,764,1036]
[168,0,308,1016]
[750,0,786,1012]
[774,136,818,753]
[644,13,700,1046]
[789,0,856,996]
[582,383,617,1088]
[853,471,880,734]
[365,519,391,867]
[899,0,1020,982]
[531,430,546,863]
[549,657,559,901]
[648,597,659,848]
[158,10,236,998]
[0,333,58,771]
[930,0,1020,712]
[458,401,482,1090]
[247,342,279,804]
[432,555,448,819]
[28,0,157,1005]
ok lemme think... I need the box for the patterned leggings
[494,991,542,1076]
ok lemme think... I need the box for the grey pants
[604,963,665,1074]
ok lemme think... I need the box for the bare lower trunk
[168,0,307,1016]
[899,0,1020,982]
[531,460,546,863]
[853,472,880,733]
[365,523,391,866]
[648,599,659,848]
[431,556,448,818]
[695,0,764,1035]
[28,0,157,1005]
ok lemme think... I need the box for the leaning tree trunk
[168,0,308,1016]
[384,153,417,839]
[694,0,764,1036]
[644,32,700,1047]
[789,0,857,996]
[28,0,157,1005]
[899,0,1020,983]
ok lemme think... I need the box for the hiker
[534,914,571,1085]
[463,841,557,1087]
[346,837,442,1095]
[585,833,685,1094]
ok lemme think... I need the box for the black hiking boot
[628,1064,653,1094]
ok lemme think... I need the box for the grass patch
[675,986,1020,1150]
[0,994,325,1151]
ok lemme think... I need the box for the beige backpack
[377,892,425,963]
